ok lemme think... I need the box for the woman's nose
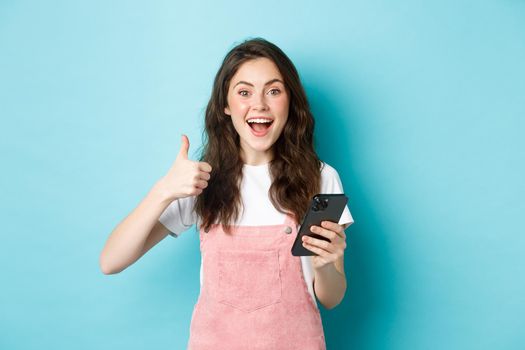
[252,93,269,111]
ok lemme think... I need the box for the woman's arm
[99,135,212,275]
[301,221,350,309]
[313,257,347,309]
[99,181,173,275]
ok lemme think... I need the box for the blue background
[1,1,524,349]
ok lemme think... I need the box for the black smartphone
[291,194,348,256]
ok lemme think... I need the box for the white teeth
[247,118,273,124]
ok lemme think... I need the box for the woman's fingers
[318,221,346,240]
[309,224,339,242]
[302,241,332,257]
[199,171,211,181]
[302,235,336,254]
[198,161,212,173]
[195,179,208,189]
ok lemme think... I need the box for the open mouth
[246,118,274,133]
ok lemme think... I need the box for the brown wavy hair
[195,37,322,233]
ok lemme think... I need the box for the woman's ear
[224,106,231,115]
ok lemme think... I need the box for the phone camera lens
[312,196,328,211]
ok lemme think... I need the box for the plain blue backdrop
[1,1,524,349]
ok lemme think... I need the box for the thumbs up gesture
[158,135,212,201]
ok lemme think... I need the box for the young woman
[100,38,354,350]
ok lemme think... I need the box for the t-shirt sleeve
[158,196,198,238]
[320,162,355,228]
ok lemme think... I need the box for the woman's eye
[268,88,281,95]
[239,90,249,97]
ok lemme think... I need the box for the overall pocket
[217,249,282,312]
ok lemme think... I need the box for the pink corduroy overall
[187,213,326,350]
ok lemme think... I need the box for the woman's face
[224,57,290,165]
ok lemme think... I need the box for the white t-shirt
[158,161,354,306]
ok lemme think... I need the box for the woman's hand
[302,221,347,270]
[156,134,212,201]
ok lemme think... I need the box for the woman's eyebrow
[233,78,284,88]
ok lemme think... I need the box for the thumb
[177,134,190,160]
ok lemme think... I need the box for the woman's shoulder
[319,161,340,178]
[319,161,345,193]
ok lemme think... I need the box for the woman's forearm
[313,261,347,309]
[99,180,173,274]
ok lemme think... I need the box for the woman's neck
[240,149,274,166]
